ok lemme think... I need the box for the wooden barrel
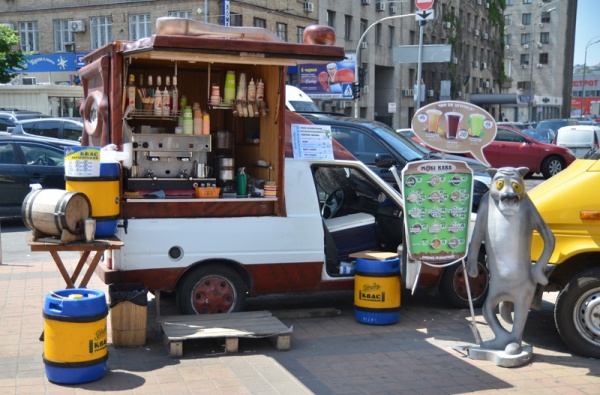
[21,189,91,237]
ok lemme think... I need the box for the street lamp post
[527,1,559,123]
[580,35,600,118]
[353,12,415,118]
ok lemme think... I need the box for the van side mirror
[374,153,396,168]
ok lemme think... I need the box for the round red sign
[415,0,434,11]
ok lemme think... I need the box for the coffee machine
[127,134,213,193]
[213,131,236,196]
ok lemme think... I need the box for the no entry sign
[415,0,434,10]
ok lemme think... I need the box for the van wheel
[177,265,246,314]
[541,156,564,179]
[555,268,600,358]
[439,250,488,309]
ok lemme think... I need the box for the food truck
[78,18,486,315]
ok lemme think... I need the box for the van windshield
[558,129,595,144]
[288,100,320,112]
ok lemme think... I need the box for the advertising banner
[64,146,101,177]
[299,52,356,100]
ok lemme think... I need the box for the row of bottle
[219,71,265,106]
[181,104,210,135]
[126,74,180,117]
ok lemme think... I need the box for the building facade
[0,0,577,127]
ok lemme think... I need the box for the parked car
[536,118,578,132]
[522,128,556,144]
[11,117,83,143]
[299,112,491,309]
[465,125,576,179]
[0,110,50,132]
[528,151,600,358]
[555,124,600,158]
[0,132,78,219]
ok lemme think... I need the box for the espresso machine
[127,134,213,193]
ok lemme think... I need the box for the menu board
[64,146,101,177]
[291,123,334,160]
[402,160,473,264]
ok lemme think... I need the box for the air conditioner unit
[452,57,458,64]
[390,5,397,14]
[443,22,451,29]
[363,86,370,94]
[402,88,411,97]
[70,20,85,32]
[476,0,482,4]
[472,61,479,68]
[22,77,37,85]
[520,25,525,29]
[521,64,528,68]
[523,43,529,49]
[360,42,367,49]
[505,45,510,50]
[537,63,543,68]
[0,23,15,30]
[474,29,480,36]
[376,2,385,11]
[361,0,371,5]
[537,43,542,48]
[481,62,487,70]
[483,32,489,40]
[427,90,434,97]
[484,81,490,88]
[539,23,544,28]
[303,2,314,12]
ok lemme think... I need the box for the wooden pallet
[158,310,292,357]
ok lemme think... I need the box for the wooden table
[26,233,124,288]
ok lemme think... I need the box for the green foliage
[0,25,27,83]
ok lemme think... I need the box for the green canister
[182,106,193,135]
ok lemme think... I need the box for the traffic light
[358,67,367,87]
[353,82,360,99]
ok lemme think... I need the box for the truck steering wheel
[322,188,345,219]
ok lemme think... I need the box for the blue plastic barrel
[43,288,108,384]
[354,257,401,325]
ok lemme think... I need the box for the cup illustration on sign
[444,112,463,139]
[468,113,486,137]
[426,109,443,134]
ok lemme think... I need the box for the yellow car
[530,156,600,358]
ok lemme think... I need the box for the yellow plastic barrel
[354,257,401,325]
[66,162,119,237]
[43,288,108,384]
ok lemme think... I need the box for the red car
[467,125,576,179]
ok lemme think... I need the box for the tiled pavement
[0,222,599,395]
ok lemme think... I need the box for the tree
[0,25,27,83]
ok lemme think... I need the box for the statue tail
[500,301,514,324]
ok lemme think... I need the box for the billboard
[298,52,356,100]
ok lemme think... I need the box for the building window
[168,11,192,19]
[540,12,552,23]
[297,26,304,43]
[522,13,531,25]
[375,24,381,45]
[388,26,394,48]
[344,15,352,40]
[327,10,336,29]
[360,19,367,37]
[231,13,242,27]
[276,22,287,42]
[505,15,513,26]
[254,18,266,28]
[520,53,530,65]
[518,81,532,91]
[90,16,112,50]
[129,14,151,41]
[19,21,39,53]
[539,53,549,64]
[505,34,512,46]
[54,19,73,52]
[523,0,532,4]
[506,0,514,5]
[521,33,530,45]
[540,32,550,44]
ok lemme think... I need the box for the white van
[556,125,600,158]
[285,85,320,112]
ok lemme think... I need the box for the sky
[574,0,600,66]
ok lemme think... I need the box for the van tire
[555,268,600,358]
[541,156,564,179]
[177,265,246,315]
[439,249,488,309]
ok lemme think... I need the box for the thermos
[237,167,247,197]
